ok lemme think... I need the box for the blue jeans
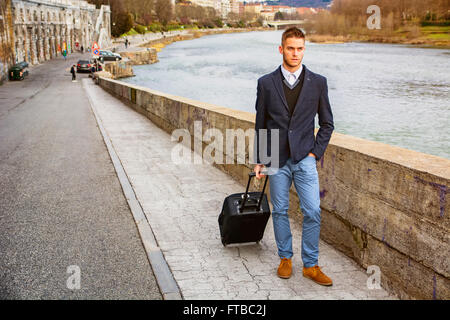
[268,156,321,268]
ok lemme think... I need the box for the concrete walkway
[110,30,189,53]
[83,79,397,300]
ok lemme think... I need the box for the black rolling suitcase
[218,172,271,246]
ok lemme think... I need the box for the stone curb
[83,79,182,300]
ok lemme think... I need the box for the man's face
[279,37,305,68]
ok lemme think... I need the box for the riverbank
[115,25,450,49]
[307,25,450,48]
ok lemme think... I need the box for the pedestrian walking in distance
[70,64,76,81]
[253,27,334,286]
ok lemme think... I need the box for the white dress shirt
[281,64,303,86]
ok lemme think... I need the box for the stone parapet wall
[103,60,134,79]
[118,48,158,66]
[101,47,157,79]
[97,76,450,300]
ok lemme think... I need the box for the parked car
[98,50,122,62]
[76,59,93,73]
[9,61,29,80]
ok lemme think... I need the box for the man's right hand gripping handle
[254,164,266,180]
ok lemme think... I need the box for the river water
[122,30,450,159]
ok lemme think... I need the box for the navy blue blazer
[255,65,334,168]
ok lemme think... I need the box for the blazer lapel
[271,66,290,114]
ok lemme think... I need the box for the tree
[124,0,154,25]
[154,0,173,26]
[88,0,134,37]
[274,11,284,21]
[227,12,239,22]
[111,11,133,37]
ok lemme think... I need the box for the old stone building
[1,0,111,83]
[1,0,15,83]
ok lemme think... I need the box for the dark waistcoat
[281,67,306,116]
[281,67,306,157]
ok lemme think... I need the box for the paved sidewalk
[111,30,189,53]
[0,53,161,299]
[83,79,396,300]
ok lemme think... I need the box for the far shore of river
[307,33,450,49]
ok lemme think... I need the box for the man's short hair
[281,27,306,46]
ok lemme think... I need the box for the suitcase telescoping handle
[239,171,269,212]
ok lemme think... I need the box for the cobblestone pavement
[83,79,397,300]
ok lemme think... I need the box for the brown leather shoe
[303,265,333,286]
[277,258,292,279]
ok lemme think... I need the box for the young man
[254,27,334,286]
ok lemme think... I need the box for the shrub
[179,17,191,25]
[421,20,450,27]
[135,24,147,34]
[167,22,181,31]
[148,22,163,32]
[236,20,245,28]
[214,18,223,28]
[120,28,139,37]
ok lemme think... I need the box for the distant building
[243,2,263,15]
[219,0,231,19]
[296,7,319,16]
[266,5,296,15]
[189,0,216,9]
[0,0,111,83]
[260,10,275,21]
[230,0,240,15]
[177,1,191,6]
[0,0,15,84]
[190,0,234,19]
[242,2,318,20]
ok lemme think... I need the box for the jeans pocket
[303,155,317,170]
